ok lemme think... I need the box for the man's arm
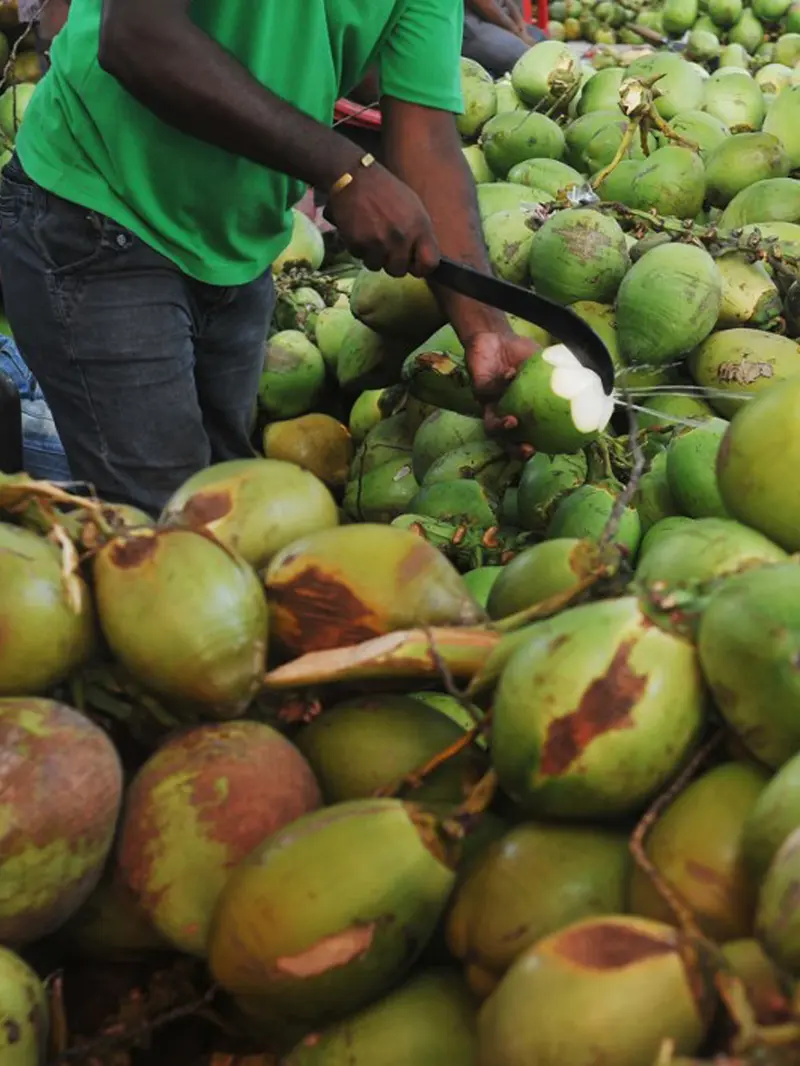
[382,98,539,415]
[466,0,523,34]
[98,0,439,275]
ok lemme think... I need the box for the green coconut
[422,440,516,493]
[659,110,729,161]
[487,538,600,620]
[448,823,630,998]
[0,522,95,696]
[496,344,615,453]
[788,2,800,31]
[635,516,787,586]
[755,62,793,96]
[118,722,321,956]
[264,414,353,491]
[728,9,766,52]
[275,285,326,334]
[616,242,722,367]
[511,40,582,109]
[581,120,657,176]
[476,181,548,221]
[627,52,706,119]
[517,450,589,531]
[483,208,536,285]
[774,29,800,61]
[264,524,484,654]
[0,698,122,946]
[314,306,356,372]
[634,392,717,430]
[629,763,768,941]
[529,208,629,305]
[350,269,444,346]
[495,75,526,113]
[499,486,519,526]
[719,177,800,230]
[702,70,766,131]
[564,110,627,172]
[402,349,481,418]
[629,145,706,219]
[592,158,643,204]
[343,456,419,523]
[721,940,788,1025]
[162,457,339,570]
[259,330,327,419]
[663,0,700,35]
[282,969,478,1066]
[336,320,410,393]
[478,916,714,1066]
[463,144,494,184]
[688,329,800,419]
[353,414,413,476]
[719,42,751,66]
[411,410,487,483]
[713,256,782,332]
[547,481,642,557]
[480,111,566,178]
[348,388,392,444]
[295,695,484,805]
[763,85,800,168]
[457,57,498,140]
[94,528,268,717]
[462,566,504,609]
[710,0,743,27]
[666,418,730,519]
[635,450,680,533]
[492,596,704,818]
[686,28,722,62]
[208,799,456,1021]
[705,133,790,208]
[717,377,800,550]
[507,157,585,196]
[698,563,800,767]
[577,67,625,113]
[756,827,800,974]
[409,480,498,527]
[569,301,622,367]
[0,947,48,1065]
[743,750,800,882]
[273,209,325,274]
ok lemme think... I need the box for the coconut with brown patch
[116,721,321,956]
[264,524,485,656]
[629,762,769,941]
[93,527,268,719]
[161,457,339,570]
[478,915,717,1066]
[491,596,704,818]
[0,946,49,1066]
[0,698,123,946]
[447,822,630,998]
[208,798,457,1026]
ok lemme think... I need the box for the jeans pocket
[32,193,109,276]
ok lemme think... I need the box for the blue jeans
[0,156,275,515]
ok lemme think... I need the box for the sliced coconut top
[543,343,615,433]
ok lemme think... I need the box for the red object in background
[523,0,549,33]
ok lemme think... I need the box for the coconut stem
[599,400,646,550]
[373,721,489,800]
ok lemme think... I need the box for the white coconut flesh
[543,344,615,434]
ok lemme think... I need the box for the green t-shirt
[17,0,463,285]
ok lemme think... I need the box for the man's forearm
[465,0,521,33]
[99,0,363,193]
[382,100,510,342]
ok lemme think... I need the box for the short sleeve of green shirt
[380,0,464,113]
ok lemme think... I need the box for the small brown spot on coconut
[275,923,376,978]
[539,638,646,776]
[3,1018,21,1044]
[109,534,158,569]
[178,489,234,526]
[717,360,774,386]
[557,921,676,969]
[685,860,728,889]
[269,565,382,652]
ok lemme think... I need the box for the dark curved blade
[432,257,616,395]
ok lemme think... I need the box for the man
[0,0,538,515]
[463,0,546,78]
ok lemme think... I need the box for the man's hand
[466,331,541,439]
[325,164,440,278]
